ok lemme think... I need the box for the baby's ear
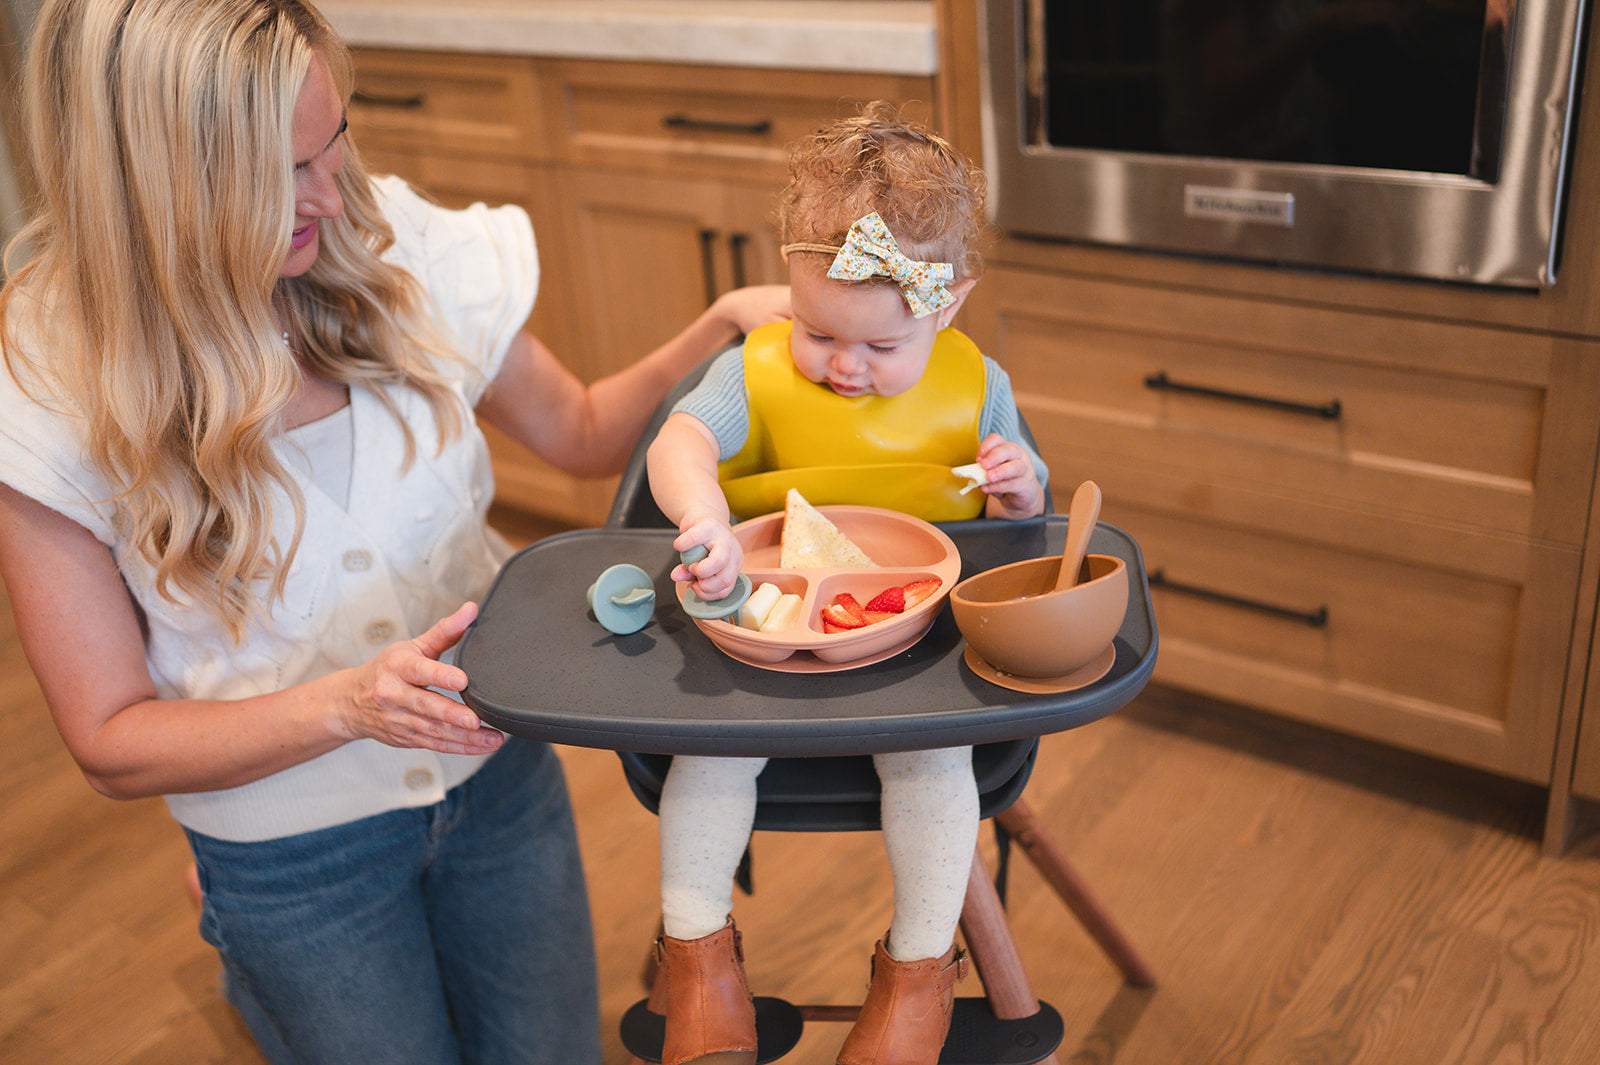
[937,278,979,328]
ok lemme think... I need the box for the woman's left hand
[333,602,505,756]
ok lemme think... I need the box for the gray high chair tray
[457,515,1156,757]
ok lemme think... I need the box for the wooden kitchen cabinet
[348,49,548,161]
[348,48,934,526]
[963,267,1598,783]
[557,168,785,379]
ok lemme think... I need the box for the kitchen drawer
[966,267,1595,554]
[350,49,545,160]
[1117,503,1571,782]
[537,59,935,183]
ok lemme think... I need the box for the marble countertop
[318,1,938,75]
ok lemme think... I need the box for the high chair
[604,354,1156,1065]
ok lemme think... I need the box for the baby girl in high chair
[645,101,1049,1065]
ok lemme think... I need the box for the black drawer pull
[1144,371,1342,420]
[729,232,750,290]
[1149,568,1329,627]
[352,89,427,110]
[663,113,773,136]
[698,229,719,308]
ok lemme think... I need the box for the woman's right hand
[710,284,791,337]
[334,602,504,756]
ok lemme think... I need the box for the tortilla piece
[780,488,876,568]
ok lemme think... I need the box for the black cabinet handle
[1149,568,1329,627]
[729,232,750,290]
[663,113,773,136]
[1144,371,1342,420]
[698,229,719,308]
[352,89,427,110]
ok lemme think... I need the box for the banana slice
[738,582,783,630]
[758,593,805,632]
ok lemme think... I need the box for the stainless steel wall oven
[981,0,1589,286]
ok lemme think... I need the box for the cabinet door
[558,167,784,377]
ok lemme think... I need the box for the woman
[0,1,787,1063]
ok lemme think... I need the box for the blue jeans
[186,738,600,1065]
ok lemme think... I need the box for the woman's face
[281,56,347,279]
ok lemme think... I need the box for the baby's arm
[646,412,746,599]
[973,433,1047,520]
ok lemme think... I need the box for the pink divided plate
[678,505,962,671]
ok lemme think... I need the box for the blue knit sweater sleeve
[669,345,750,462]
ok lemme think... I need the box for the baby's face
[787,259,950,399]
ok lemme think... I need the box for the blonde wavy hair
[776,100,988,282]
[1,0,465,640]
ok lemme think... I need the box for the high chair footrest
[620,996,804,1065]
[939,998,1064,1065]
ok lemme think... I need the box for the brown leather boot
[656,919,758,1065]
[836,938,967,1065]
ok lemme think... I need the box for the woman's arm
[0,484,500,801]
[474,285,788,478]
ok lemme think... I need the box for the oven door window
[1031,0,1505,180]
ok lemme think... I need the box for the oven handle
[1144,371,1342,420]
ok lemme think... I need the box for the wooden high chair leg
[994,799,1156,987]
[959,848,1062,1065]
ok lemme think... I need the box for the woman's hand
[334,602,504,756]
[710,284,791,337]
[671,511,745,601]
[974,433,1047,520]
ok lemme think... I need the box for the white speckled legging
[658,746,979,961]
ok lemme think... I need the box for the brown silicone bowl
[949,553,1127,678]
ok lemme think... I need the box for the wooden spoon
[1055,480,1103,592]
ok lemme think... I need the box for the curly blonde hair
[1,0,465,640]
[776,100,988,282]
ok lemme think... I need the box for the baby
[646,101,1047,1065]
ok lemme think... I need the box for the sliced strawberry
[901,579,941,608]
[822,619,850,634]
[864,610,897,625]
[865,586,906,614]
[821,598,868,629]
[833,592,870,623]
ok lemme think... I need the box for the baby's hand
[672,515,746,600]
[972,434,1045,520]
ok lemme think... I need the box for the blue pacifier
[677,544,753,620]
[586,564,657,635]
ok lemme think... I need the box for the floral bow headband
[781,212,956,319]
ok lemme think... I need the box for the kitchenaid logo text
[1184,187,1296,227]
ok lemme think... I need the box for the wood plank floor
[4,511,1600,1064]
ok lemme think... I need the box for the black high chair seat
[618,741,1037,833]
